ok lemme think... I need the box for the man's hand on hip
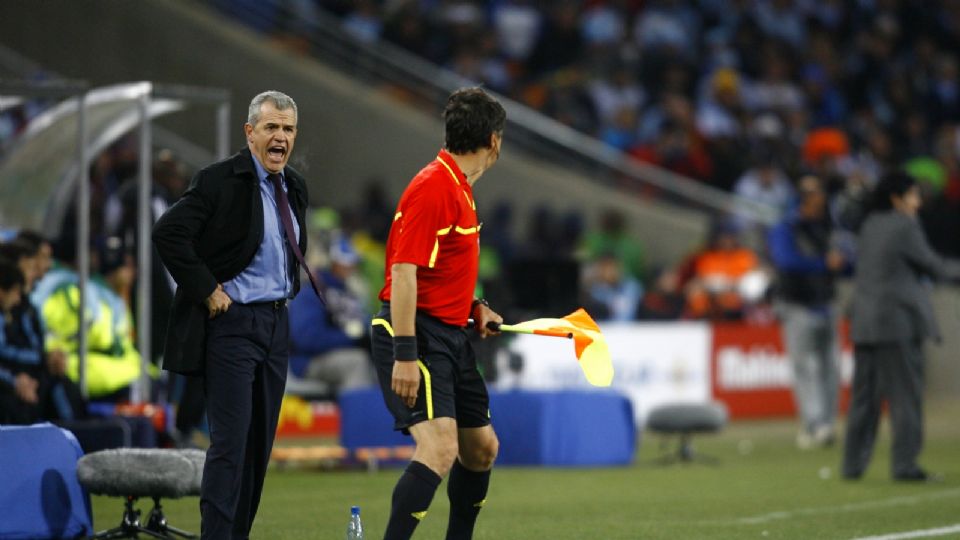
[392,360,421,408]
[205,284,232,318]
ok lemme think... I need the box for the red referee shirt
[379,149,480,326]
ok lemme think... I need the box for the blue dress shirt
[222,156,300,303]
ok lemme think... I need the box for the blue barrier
[338,388,635,466]
[0,423,92,539]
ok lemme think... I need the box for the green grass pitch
[90,398,960,539]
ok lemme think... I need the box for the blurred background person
[581,251,642,322]
[768,176,848,449]
[31,234,143,402]
[582,208,645,281]
[0,257,32,423]
[684,221,767,320]
[843,172,956,482]
[635,265,687,321]
[288,236,374,397]
[0,239,85,424]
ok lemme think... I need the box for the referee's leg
[446,425,498,540]
[384,418,459,540]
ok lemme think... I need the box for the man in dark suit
[154,90,317,538]
[843,172,951,482]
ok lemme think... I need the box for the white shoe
[796,430,814,450]
[813,425,835,447]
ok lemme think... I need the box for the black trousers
[842,340,925,478]
[200,302,289,540]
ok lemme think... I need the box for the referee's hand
[473,303,503,339]
[392,360,420,408]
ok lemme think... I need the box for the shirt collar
[251,154,282,185]
[436,149,467,186]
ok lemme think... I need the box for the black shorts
[370,304,491,433]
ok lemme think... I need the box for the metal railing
[1,72,230,403]
[210,1,778,225]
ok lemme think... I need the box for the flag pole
[467,320,573,339]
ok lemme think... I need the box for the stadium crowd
[4,0,960,451]
[306,0,960,255]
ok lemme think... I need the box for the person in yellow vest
[31,236,141,400]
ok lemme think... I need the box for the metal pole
[136,84,153,404]
[216,101,230,159]
[76,91,89,398]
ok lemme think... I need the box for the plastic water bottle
[346,505,363,540]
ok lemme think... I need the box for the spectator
[751,0,806,50]
[768,176,848,449]
[632,0,700,60]
[698,68,750,190]
[582,209,645,281]
[0,242,85,425]
[527,1,583,77]
[480,201,517,265]
[31,235,142,401]
[587,65,645,130]
[733,153,795,223]
[579,2,627,50]
[745,44,805,115]
[358,181,395,244]
[113,155,186,359]
[581,252,643,323]
[801,64,846,128]
[600,106,639,151]
[523,205,563,260]
[684,221,765,320]
[0,257,33,423]
[342,0,382,44]
[492,0,542,64]
[14,230,54,279]
[288,237,374,397]
[381,2,434,60]
[636,266,686,320]
[696,68,745,141]
[630,118,713,182]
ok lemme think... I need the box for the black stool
[646,402,728,465]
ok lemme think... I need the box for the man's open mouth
[268,145,286,159]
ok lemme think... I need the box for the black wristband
[471,298,490,313]
[393,335,418,361]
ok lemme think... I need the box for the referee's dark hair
[442,87,506,154]
[870,171,917,212]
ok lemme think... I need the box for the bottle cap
[351,506,360,515]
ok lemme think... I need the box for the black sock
[384,461,442,540]
[445,460,491,540]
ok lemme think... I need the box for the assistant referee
[370,87,505,540]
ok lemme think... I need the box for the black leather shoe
[894,469,944,483]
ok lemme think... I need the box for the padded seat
[77,448,205,539]
[646,402,728,465]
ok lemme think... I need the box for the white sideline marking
[709,488,960,525]
[851,523,960,540]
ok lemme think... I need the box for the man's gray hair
[247,90,298,126]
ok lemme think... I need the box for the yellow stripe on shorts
[372,318,433,419]
[417,360,433,420]
[371,318,394,337]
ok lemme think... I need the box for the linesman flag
[498,308,613,387]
